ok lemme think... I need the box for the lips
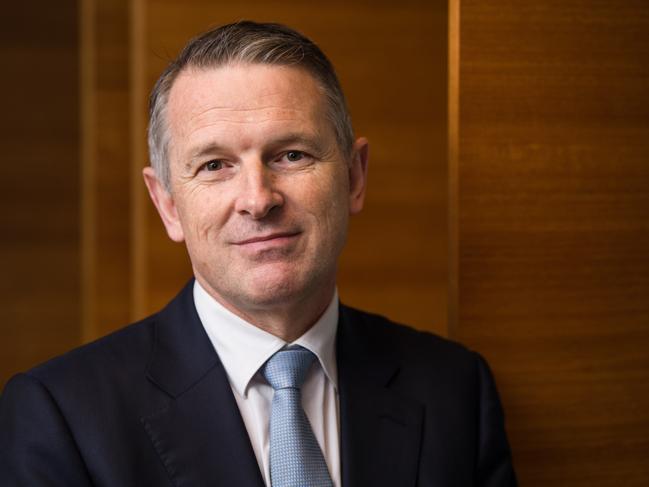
[233,232,300,246]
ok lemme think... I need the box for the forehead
[167,63,327,129]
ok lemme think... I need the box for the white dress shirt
[193,280,341,487]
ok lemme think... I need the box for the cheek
[176,189,229,244]
[299,171,350,237]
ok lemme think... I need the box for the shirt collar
[193,280,339,398]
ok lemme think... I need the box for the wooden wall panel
[86,0,133,339]
[138,0,449,334]
[0,2,80,388]
[457,0,649,484]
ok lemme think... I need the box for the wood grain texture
[80,0,132,342]
[0,2,80,388]
[457,0,649,484]
[139,0,449,334]
[92,0,133,338]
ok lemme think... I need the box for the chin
[238,266,326,309]
[243,277,304,306]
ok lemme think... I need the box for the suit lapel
[337,305,424,487]
[141,281,265,487]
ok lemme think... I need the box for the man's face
[144,63,367,317]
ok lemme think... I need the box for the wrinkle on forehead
[191,104,311,124]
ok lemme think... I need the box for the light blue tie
[261,346,333,487]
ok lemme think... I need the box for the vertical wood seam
[80,0,96,343]
[130,0,146,321]
[447,0,460,339]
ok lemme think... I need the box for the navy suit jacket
[0,281,517,486]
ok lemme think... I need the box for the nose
[234,160,284,219]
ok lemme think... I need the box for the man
[0,21,516,486]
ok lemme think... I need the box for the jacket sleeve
[0,373,93,486]
[474,353,518,487]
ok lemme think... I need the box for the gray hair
[148,20,355,189]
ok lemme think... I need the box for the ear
[142,167,185,242]
[348,137,369,215]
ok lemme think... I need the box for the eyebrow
[185,142,229,171]
[263,133,327,155]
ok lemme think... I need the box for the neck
[196,277,336,342]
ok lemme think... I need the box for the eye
[285,150,305,162]
[204,160,223,171]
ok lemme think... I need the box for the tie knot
[262,346,316,391]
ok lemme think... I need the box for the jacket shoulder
[22,280,197,390]
[340,303,476,363]
[24,314,159,391]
